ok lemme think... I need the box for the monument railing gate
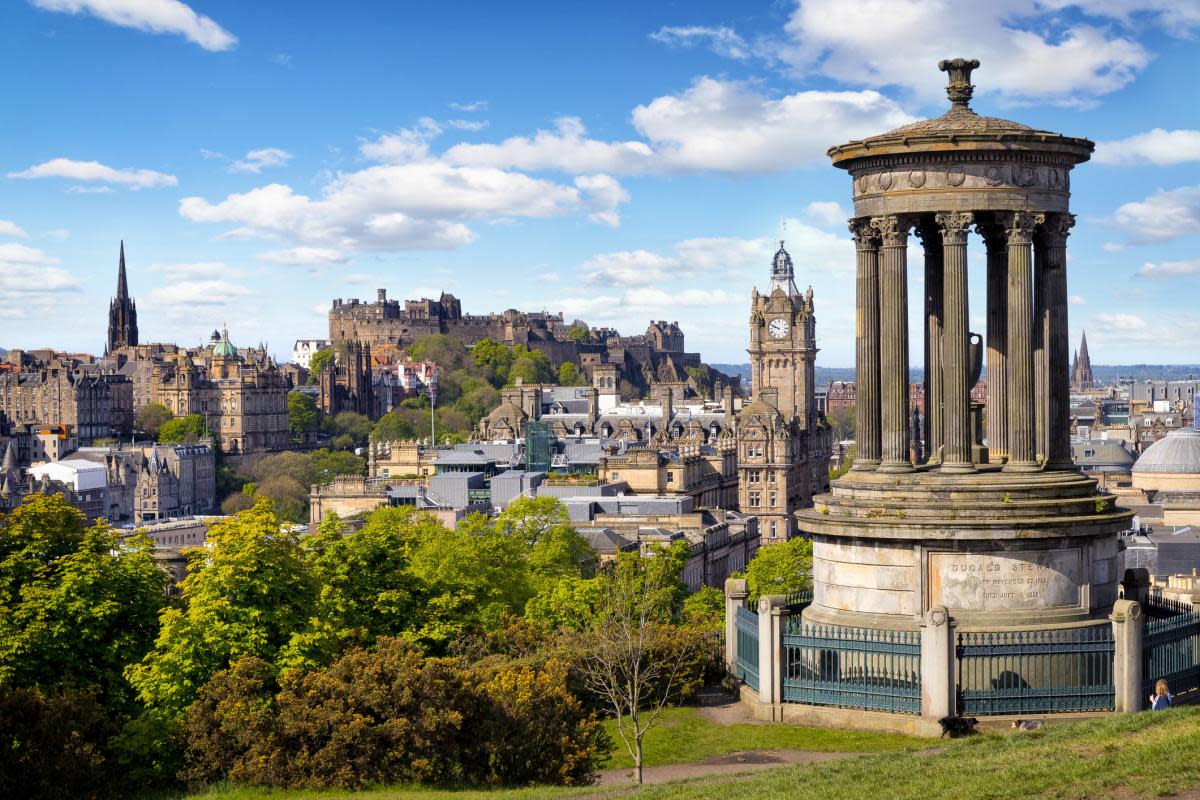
[1142,596,1200,700]
[955,627,1115,715]
[734,604,759,691]
[781,611,922,715]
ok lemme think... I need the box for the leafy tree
[331,411,373,444]
[305,349,333,383]
[135,402,174,439]
[566,322,591,343]
[158,413,208,444]
[287,391,320,439]
[496,497,594,587]
[682,586,725,630]
[253,475,309,523]
[279,509,434,670]
[127,500,316,718]
[743,536,813,604]
[829,443,856,480]
[372,409,418,442]
[310,449,365,483]
[525,576,603,630]
[558,361,583,386]
[577,544,702,785]
[828,405,856,442]
[0,495,167,711]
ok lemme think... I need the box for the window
[769,471,776,484]
[769,491,777,508]
[749,491,760,507]
[770,521,777,538]
[666,472,674,484]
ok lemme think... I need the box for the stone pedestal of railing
[1110,599,1144,713]
[757,595,789,710]
[919,605,957,719]
[724,578,748,674]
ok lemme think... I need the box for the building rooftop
[1133,428,1200,474]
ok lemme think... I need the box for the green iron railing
[735,605,759,691]
[781,623,921,714]
[1143,597,1200,699]
[784,589,813,611]
[956,627,1114,715]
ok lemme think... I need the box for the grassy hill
[190,706,1200,800]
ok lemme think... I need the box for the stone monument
[795,59,1134,632]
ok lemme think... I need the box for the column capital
[848,218,880,249]
[975,219,1006,251]
[870,214,917,247]
[996,211,1045,245]
[1040,212,1076,248]
[935,211,975,245]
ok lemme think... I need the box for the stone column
[1042,214,1076,469]
[1001,211,1043,472]
[980,221,1008,462]
[936,211,975,472]
[1034,238,1050,461]
[851,220,882,470]
[872,214,914,473]
[919,605,956,719]
[918,219,943,465]
[1110,599,1144,713]
[724,577,748,675]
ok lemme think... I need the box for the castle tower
[1072,330,1094,390]
[105,241,138,354]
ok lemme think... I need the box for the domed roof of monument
[828,58,1093,167]
[1132,427,1200,475]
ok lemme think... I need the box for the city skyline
[3,0,1199,364]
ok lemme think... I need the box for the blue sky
[2,0,1198,366]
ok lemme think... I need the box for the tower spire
[117,240,128,299]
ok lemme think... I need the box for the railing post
[919,605,956,719]
[758,594,787,709]
[1110,599,1144,713]
[724,578,748,674]
[1121,568,1151,606]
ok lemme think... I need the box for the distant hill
[712,364,857,384]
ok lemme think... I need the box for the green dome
[213,327,237,358]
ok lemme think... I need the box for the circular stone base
[795,465,1133,628]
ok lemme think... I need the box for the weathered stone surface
[928,548,1082,611]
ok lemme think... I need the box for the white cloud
[229,147,293,174]
[147,261,236,280]
[631,77,915,172]
[650,25,750,60]
[148,280,252,313]
[1069,294,1087,305]
[1094,129,1200,166]
[445,116,655,174]
[360,118,443,163]
[1113,186,1200,243]
[66,185,115,194]
[1102,242,1125,253]
[258,246,345,266]
[804,201,850,228]
[0,220,28,238]
[446,119,489,132]
[449,100,488,112]
[774,1,1151,106]
[675,236,776,272]
[0,244,81,311]
[582,250,677,286]
[32,0,236,51]
[1136,259,1200,279]
[10,157,177,188]
[180,159,627,251]
[44,228,70,240]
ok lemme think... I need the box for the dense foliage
[158,413,208,444]
[742,536,814,603]
[134,403,174,439]
[0,490,787,796]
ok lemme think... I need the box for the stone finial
[938,58,980,110]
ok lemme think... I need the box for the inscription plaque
[928,549,1082,611]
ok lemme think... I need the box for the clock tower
[738,241,829,543]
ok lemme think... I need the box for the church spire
[117,240,129,300]
[769,240,800,297]
[106,241,139,355]
[1072,330,1094,390]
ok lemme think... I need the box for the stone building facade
[0,353,131,443]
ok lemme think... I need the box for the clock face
[768,318,789,339]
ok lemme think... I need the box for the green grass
[598,705,921,769]
[186,707,1200,800]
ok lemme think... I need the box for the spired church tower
[106,241,138,355]
[1071,330,1094,390]
[738,241,829,543]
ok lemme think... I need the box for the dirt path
[693,686,762,725]
[595,749,851,786]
